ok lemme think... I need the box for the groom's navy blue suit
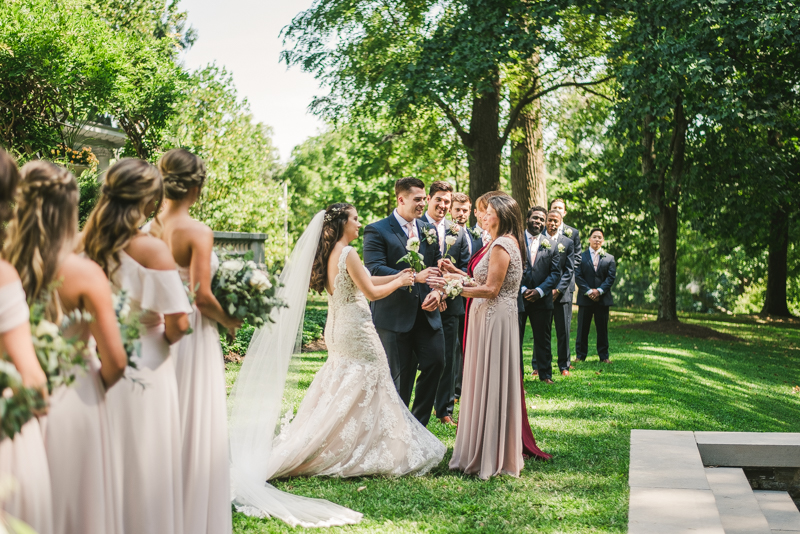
[363,213,445,426]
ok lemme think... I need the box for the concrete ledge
[753,491,800,532]
[630,430,710,490]
[629,487,725,534]
[705,468,771,534]
[696,432,800,468]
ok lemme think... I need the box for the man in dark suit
[575,227,617,363]
[543,209,575,376]
[549,198,581,371]
[422,182,469,425]
[448,191,473,408]
[519,206,562,384]
[363,177,446,426]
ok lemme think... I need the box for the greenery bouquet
[29,300,89,394]
[211,259,286,333]
[111,289,141,370]
[0,360,47,441]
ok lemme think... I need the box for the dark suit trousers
[434,314,460,418]
[376,307,445,427]
[519,308,554,381]
[553,300,573,370]
[454,314,465,400]
[576,304,610,361]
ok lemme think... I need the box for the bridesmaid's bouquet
[211,258,286,330]
[0,360,47,440]
[397,237,425,292]
[29,299,89,393]
[111,290,141,370]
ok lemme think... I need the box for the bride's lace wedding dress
[265,246,445,479]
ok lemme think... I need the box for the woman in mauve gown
[447,191,550,463]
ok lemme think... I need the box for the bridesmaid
[82,158,192,534]
[0,149,53,533]
[152,148,237,534]
[4,161,128,534]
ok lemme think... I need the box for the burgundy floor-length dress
[463,243,551,461]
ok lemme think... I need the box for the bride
[229,204,446,527]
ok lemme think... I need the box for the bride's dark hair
[310,203,355,294]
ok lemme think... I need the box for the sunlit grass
[227,308,800,533]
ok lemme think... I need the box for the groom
[363,177,446,426]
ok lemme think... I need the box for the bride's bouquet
[29,298,89,393]
[441,275,477,299]
[397,237,425,292]
[0,360,47,440]
[212,258,286,331]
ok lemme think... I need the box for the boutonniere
[557,243,565,253]
[448,224,460,236]
[467,227,481,240]
[423,227,437,244]
[540,240,552,250]
[563,228,573,238]
[598,249,607,258]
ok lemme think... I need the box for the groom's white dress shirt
[424,213,446,254]
[520,230,544,297]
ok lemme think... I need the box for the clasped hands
[587,289,601,301]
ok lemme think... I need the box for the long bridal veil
[228,210,363,528]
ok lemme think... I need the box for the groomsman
[575,228,617,363]
[543,210,576,376]
[448,191,472,407]
[519,206,562,384]
[363,177,446,426]
[422,182,469,426]
[549,198,581,370]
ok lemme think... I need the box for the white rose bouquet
[0,360,47,440]
[211,258,286,331]
[441,275,477,299]
[111,290,141,370]
[29,300,89,393]
[397,237,425,292]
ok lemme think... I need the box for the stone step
[705,467,771,534]
[753,490,800,533]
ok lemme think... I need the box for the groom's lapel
[388,215,409,249]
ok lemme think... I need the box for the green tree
[165,65,286,264]
[282,0,610,209]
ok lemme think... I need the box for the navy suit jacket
[419,216,470,317]
[548,233,575,304]
[560,224,581,300]
[519,233,562,312]
[363,214,442,332]
[466,226,484,260]
[575,249,616,307]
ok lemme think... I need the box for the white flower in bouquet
[221,259,245,272]
[442,278,464,299]
[246,260,257,269]
[445,235,457,247]
[249,270,272,291]
[406,237,420,253]
[34,320,60,340]
[29,298,89,393]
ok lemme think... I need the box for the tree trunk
[466,77,502,221]
[643,96,686,323]
[761,205,792,316]
[510,98,546,215]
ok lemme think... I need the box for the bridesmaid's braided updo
[3,161,78,318]
[310,203,354,294]
[158,148,206,200]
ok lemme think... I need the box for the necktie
[529,237,538,266]
[593,251,600,271]
[406,222,416,239]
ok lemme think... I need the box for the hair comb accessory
[324,207,343,222]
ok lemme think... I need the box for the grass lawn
[225,308,800,533]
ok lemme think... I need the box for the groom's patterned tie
[529,236,538,267]
[593,251,600,271]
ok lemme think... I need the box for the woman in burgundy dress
[444,191,550,461]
